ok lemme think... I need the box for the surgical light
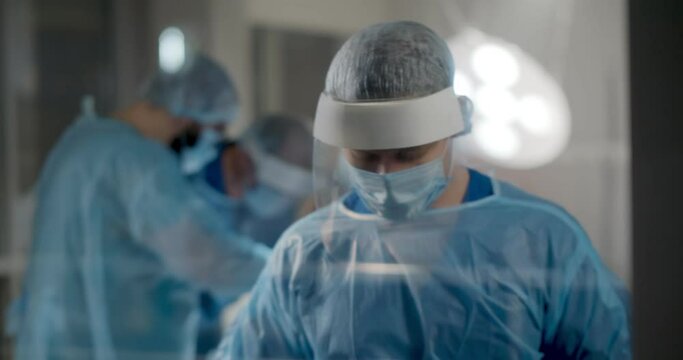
[517,95,553,135]
[474,122,521,160]
[471,44,520,88]
[453,72,475,97]
[448,28,571,169]
[474,86,517,123]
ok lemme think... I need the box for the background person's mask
[178,128,223,175]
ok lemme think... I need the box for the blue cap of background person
[142,53,239,125]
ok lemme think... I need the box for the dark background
[630,0,683,357]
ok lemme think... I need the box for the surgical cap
[143,53,239,124]
[242,114,314,170]
[324,21,454,102]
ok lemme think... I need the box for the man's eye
[395,151,418,162]
[369,156,382,164]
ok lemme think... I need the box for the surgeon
[11,53,270,359]
[214,21,631,359]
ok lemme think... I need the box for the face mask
[347,155,449,220]
[244,185,296,219]
[178,128,223,175]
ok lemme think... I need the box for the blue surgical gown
[196,152,303,355]
[215,175,631,359]
[12,114,270,359]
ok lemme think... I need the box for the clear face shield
[240,139,313,218]
[313,87,473,220]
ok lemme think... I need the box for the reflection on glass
[159,27,186,74]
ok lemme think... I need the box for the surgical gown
[215,177,631,359]
[12,114,270,359]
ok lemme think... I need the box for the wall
[208,0,253,136]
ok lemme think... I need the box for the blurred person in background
[205,113,315,248]
[215,21,631,359]
[194,113,315,356]
[8,53,270,360]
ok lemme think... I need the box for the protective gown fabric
[13,114,270,360]
[214,179,631,359]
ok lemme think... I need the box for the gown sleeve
[213,236,312,359]
[126,152,271,300]
[541,219,631,359]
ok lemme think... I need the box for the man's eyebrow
[402,142,436,153]
[351,142,436,155]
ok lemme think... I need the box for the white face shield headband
[313,87,470,150]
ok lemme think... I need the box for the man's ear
[457,96,474,134]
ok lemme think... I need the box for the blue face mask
[347,156,449,220]
[180,128,222,174]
